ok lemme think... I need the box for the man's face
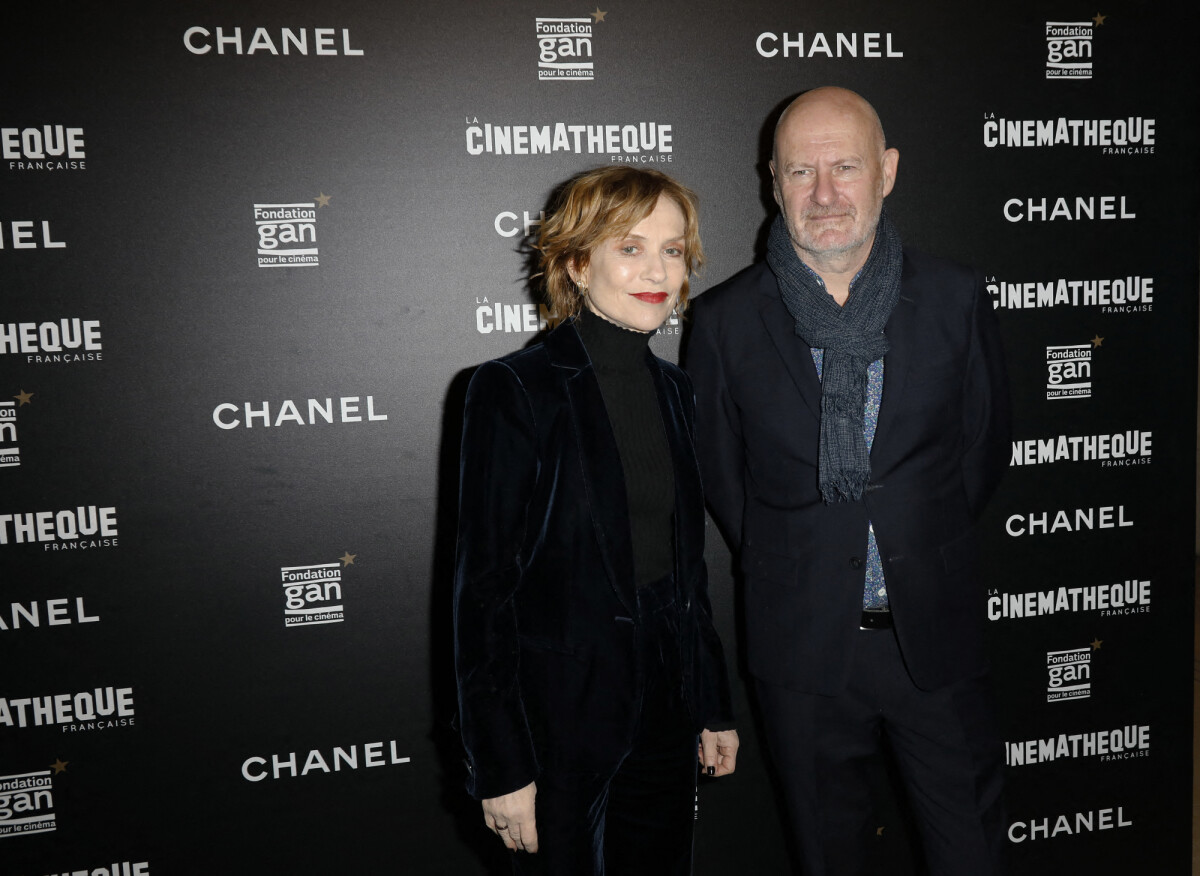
[770,98,898,269]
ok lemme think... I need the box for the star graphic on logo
[1092,12,1106,25]
[1091,334,1104,347]
[340,551,357,566]
[14,389,33,406]
[50,758,69,774]
[1091,637,1103,650]
[314,192,332,208]
[591,8,607,23]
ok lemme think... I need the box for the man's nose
[812,170,837,205]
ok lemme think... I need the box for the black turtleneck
[575,311,675,587]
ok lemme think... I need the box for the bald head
[772,87,887,165]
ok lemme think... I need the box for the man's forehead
[779,124,874,156]
[777,108,880,158]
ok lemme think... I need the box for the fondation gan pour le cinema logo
[281,551,357,628]
[0,767,57,837]
[536,8,606,81]
[1045,16,1099,80]
[1046,640,1103,703]
[254,193,332,267]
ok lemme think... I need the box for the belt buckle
[860,610,892,630]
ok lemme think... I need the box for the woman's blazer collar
[541,318,697,614]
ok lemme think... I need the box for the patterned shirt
[811,348,888,610]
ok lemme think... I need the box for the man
[686,87,1010,875]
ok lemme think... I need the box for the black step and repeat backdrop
[4,2,1197,874]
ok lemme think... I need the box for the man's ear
[880,148,899,198]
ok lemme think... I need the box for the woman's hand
[698,729,740,777]
[482,781,539,853]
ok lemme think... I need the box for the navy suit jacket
[454,319,732,800]
[686,251,1010,695]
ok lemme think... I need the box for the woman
[454,166,738,875]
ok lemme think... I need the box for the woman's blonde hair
[537,166,704,319]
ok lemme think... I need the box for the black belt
[860,610,893,629]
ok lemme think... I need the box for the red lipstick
[630,292,669,303]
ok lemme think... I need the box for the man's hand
[482,782,538,853]
[698,729,740,777]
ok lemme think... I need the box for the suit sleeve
[685,303,747,551]
[961,274,1012,520]
[693,557,735,728]
[677,369,735,728]
[453,361,540,800]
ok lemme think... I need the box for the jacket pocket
[939,528,978,572]
[740,545,803,585]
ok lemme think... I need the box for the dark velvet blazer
[454,318,732,801]
[686,250,1010,696]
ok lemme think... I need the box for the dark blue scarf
[765,211,903,503]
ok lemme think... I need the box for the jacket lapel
[873,255,918,450]
[545,320,637,614]
[760,296,824,421]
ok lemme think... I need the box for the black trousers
[757,626,1007,876]
[514,574,699,876]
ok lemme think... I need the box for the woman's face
[575,196,687,332]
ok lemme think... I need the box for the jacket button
[849,557,863,569]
